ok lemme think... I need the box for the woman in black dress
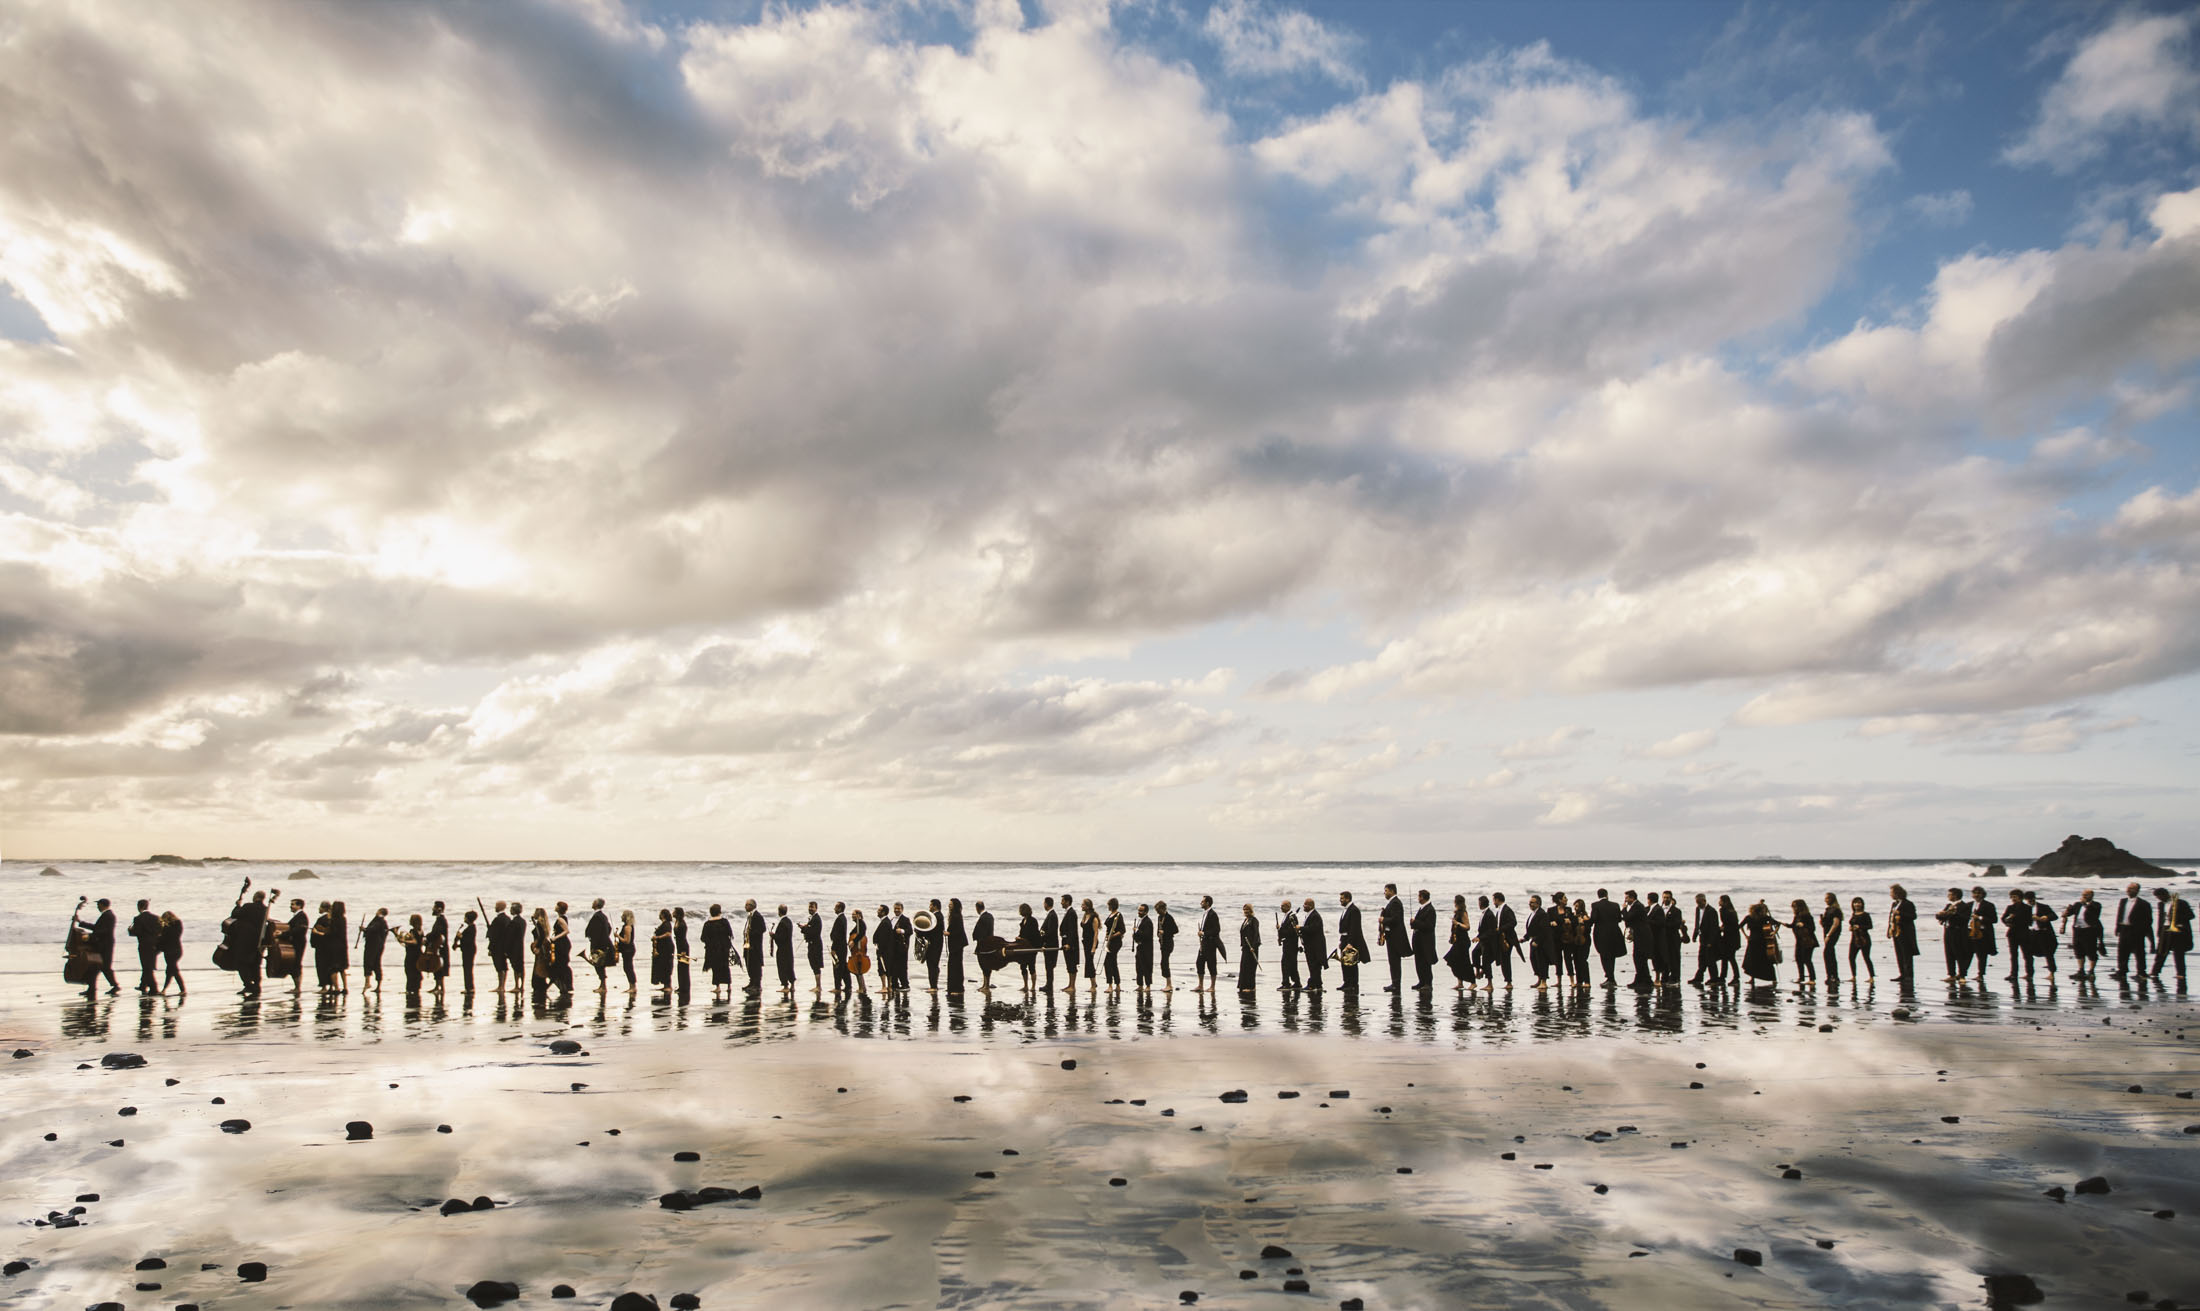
[1080,900,1101,993]
[1103,899,1125,995]
[362,908,389,993]
[400,913,425,995]
[1819,893,1843,985]
[1444,894,1475,988]
[1569,898,1593,986]
[329,901,350,994]
[1741,901,1780,984]
[158,911,186,996]
[312,902,339,995]
[946,899,967,994]
[1788,898,1818,985]
[650,909,674,995]
[1846,897,1875,980]
[671,907,692,999]
[1237,904,1260,994]
[617,910,637,991]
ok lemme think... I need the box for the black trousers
[1135,946,1152,987]
[1159,941,1173,980]
[1043,948,1057,987]
[1104,947,1121,985]
[1340,960,1359,991]
[1303,955,1324,991]
[1239,951,1257,992]
[1280,947,1300,988]
[1387,948,1405,989]
[1414,952,1433,988]
[2116,934,2150,976]
[137,949,160,993]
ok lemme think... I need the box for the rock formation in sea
[2021,835,2178,881]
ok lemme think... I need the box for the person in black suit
[1155,901,1177,990]
[1195,896,1224,992]
[2060,889,2102,980]
[585,899,614,993]
[1337,892,1368,994]
[1621,890,1651,990]
[973,901,996,993]
[1299,898,1326,993]
[1689,893,1720,986]
[1378,883,1408,992]
[2153,889,2190,984]
[744,900,768,994]
[1523,894,1554,989]
[1934,888,1969,982]
[1102,899,1125,995]
[2112,882,2153,980]
[1017,903,1042,991]
[1658,891,1688,985]
[872,904,900,996]
[233,892,268,996]
[773,905,797,993]
[1277,901,1302,991]
[801,902,824,994]
[457,909,479,995]
[1410,889,1437,990]
[1134,904,1155,991]
[921,898,946,992]
[123,899,160,994]
[1590,889,1624,985]
[1040,898,1061,991]
[829,902,850,996]
[1061,890,1081,991]
[1888,884,1919,986]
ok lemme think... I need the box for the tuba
[911,909,936,933]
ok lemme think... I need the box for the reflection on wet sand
[32,964,2189,1055]
[3,973,2195,1311]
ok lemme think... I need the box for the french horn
[911,910,936,932]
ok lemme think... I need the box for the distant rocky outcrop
[2022,835,2177,881]
[143,854,204,867]
[292,869,319,879]
[39,866,64,877]
[1979,864,2006,878]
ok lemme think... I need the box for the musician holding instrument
[231,890,270,997]
[69,897,120,999]
[847,907,870,997]
[158,910,186,996]
[1133,904,1154,991]
[651,909,675,997]
[747,900,770,995]
[701,904,734,999]
[276,897,309,996]
[585,899,615,994]
[801,902,825,995]
[457,908,479,995]
[1039,897,1060,991]
[1336,891,1367,995]
[918,900,945,992]
[399,913,425,996]
[1377,883,1407,993]
[1276,901,1301,993]
[1017,903,1041,991]
[1080,898,1101,994]
[1299,897,1326,994]
[1057,891,1079,992]
[617,909,638,992]
[1237,904,1260,995]
[1887,884,1919,987]
[360,906,389,994]
[1102,899,1125,995]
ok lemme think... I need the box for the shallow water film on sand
[4,943,2196,1311]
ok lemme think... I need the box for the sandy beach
[4,953,2195,1311]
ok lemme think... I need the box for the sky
[1,0,2197,862]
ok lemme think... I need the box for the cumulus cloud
[0,1,2194,853]
[1203,0,1358,85]
[1635,728,1719,759]
[2006,11,2200,169]
[1499,725,1592,761]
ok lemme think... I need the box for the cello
[210,876,252,970]
[63,896,98,985]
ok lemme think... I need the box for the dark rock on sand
[1061,1059,1077,1070]
[1734,1248,1763,1267]
[438,1124,453,1133]
[346,1121,373,1141]
[1278,1090,1300,1099]
[473,1197,496,1211]
[1261,1245,1293,1259]
[975,1170,996,1179]
[77,1193,98,1203]
[440,1199,473,1216]
[12,1050,30,1059]
[136,1257,165,1270]
[1284,1279,1311,1292]
[552,1285,576,1298]
[1342,1300,1365,1310]
[1219,1090,1249,1103]
[1180,1294,1198,1305]
[673,1151,701,1162]
[238,1260,268,1281]
[658,1191,698,1211]
[2043,1186,2067,1201]
[1109,1177,1127,1187]
[211,1097,224,1104]
[466,1279,521,1307]
[101,1052,147,1070]
[1782,1168,1803,1180]
[548,1040,583,1055]
[610,1294,660,1311]
[4,1259,30,1275]
[2024,835,2176,881]
[2074,1176,2112,1195]
[219,1119,251,1134]
[1983,1272,2044,1307]
[671,1296,701,1309]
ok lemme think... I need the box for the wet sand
[3,960,2196,1310]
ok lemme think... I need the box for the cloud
[1203,0,1359,85]
[1635,728,1719,759]
[1499,725,1591,760]
[0,2,2193,851]
[1855,708,2143,755]
[1905,189,1972,226]
[2006,11,2200,169]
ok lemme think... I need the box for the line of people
[67,881,2191,1005]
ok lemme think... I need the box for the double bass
[210,876,252,971]
[63,897,99,985]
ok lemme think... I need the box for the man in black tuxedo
[773,905,797,993]
[2112,882,2154,980]
[744,900,768,994]
[128,899,162,994]
[1410,889,1437,990]
[1195,896,1224,992]
[829,902,850,996]
[973,901,996,992]
[1277,901,1302,991]
[1040,897,1061,990]
[586,899,614,993]
[801,902,824,993]
[1589,889,1624,985]
[1299,897,1326,993]
[1337,891,1368,994]
[1622,890,1651,990]
[1379,883,1408,992]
